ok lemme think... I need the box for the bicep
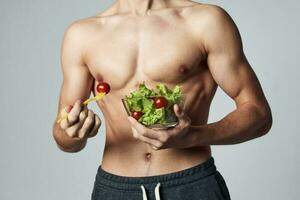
[205,6,267,107]
[56,22,93,117]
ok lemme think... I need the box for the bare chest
[84,13,206,91]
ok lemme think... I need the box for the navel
[145,152,152,161]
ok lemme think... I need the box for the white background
[0,0,299,199]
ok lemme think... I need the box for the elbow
[257,107,273,137]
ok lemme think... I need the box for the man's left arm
[127,6,273,150]
[190,5,273,146]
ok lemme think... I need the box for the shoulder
[184,3,240,46]
[185,3,234,28]
[63,16,103,41]
[196,3,229,17]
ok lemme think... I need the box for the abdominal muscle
[86,3,216,177]
[95,80,213,177]
[101,125,212,177]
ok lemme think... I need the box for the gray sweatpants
[91,157,231,200]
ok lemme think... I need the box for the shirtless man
[52,0,273,199]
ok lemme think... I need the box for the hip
[91,156,231,200]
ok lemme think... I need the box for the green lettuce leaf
[124,82,183,126]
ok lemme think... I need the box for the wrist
[53,123,88,152]
[188,125,200,147]
[72,137,88,151]
[57,137,87,153]
[189,124,210,147]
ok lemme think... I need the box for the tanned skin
[52,0,272,176]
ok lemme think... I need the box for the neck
[116,0,170,16]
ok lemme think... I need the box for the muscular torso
[82,2,217,176]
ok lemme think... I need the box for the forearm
[191,102,272,146]
[52,122,87,153]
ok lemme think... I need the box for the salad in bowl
[122,82,184,129]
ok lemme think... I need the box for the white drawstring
[154,183,161,200]
[141,185,148,200]
[141,182,161,200]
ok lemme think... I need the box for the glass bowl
[121,97,184,130]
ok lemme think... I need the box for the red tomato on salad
[96,82,110,94]
[154,96,168,108]
[131,111,143,120]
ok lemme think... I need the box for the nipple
[179,64,189,74]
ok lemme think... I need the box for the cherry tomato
[131,111,143,120]
[154,96,168,108]
[96,82,110,94]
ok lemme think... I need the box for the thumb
[60,105,73,116]
[65,105,73,113]
[173,104,184,118]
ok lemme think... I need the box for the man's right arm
[52,21,100,153]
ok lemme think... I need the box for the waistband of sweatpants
[94,156,217,191]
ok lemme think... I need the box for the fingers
[65,105,73,113]
[67,100,83,126]
[127,116,159,140]
[88,115,101,138]
[130,127,163,150]
[57,99,102,139]
[59,105,73,116]
[173,104,191,127]
[173,104,185,119]
[128,116,166,149]
[59,105,74,129]
[78,110,96,138]
[59,109,69,129]
[65,107,88,137]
